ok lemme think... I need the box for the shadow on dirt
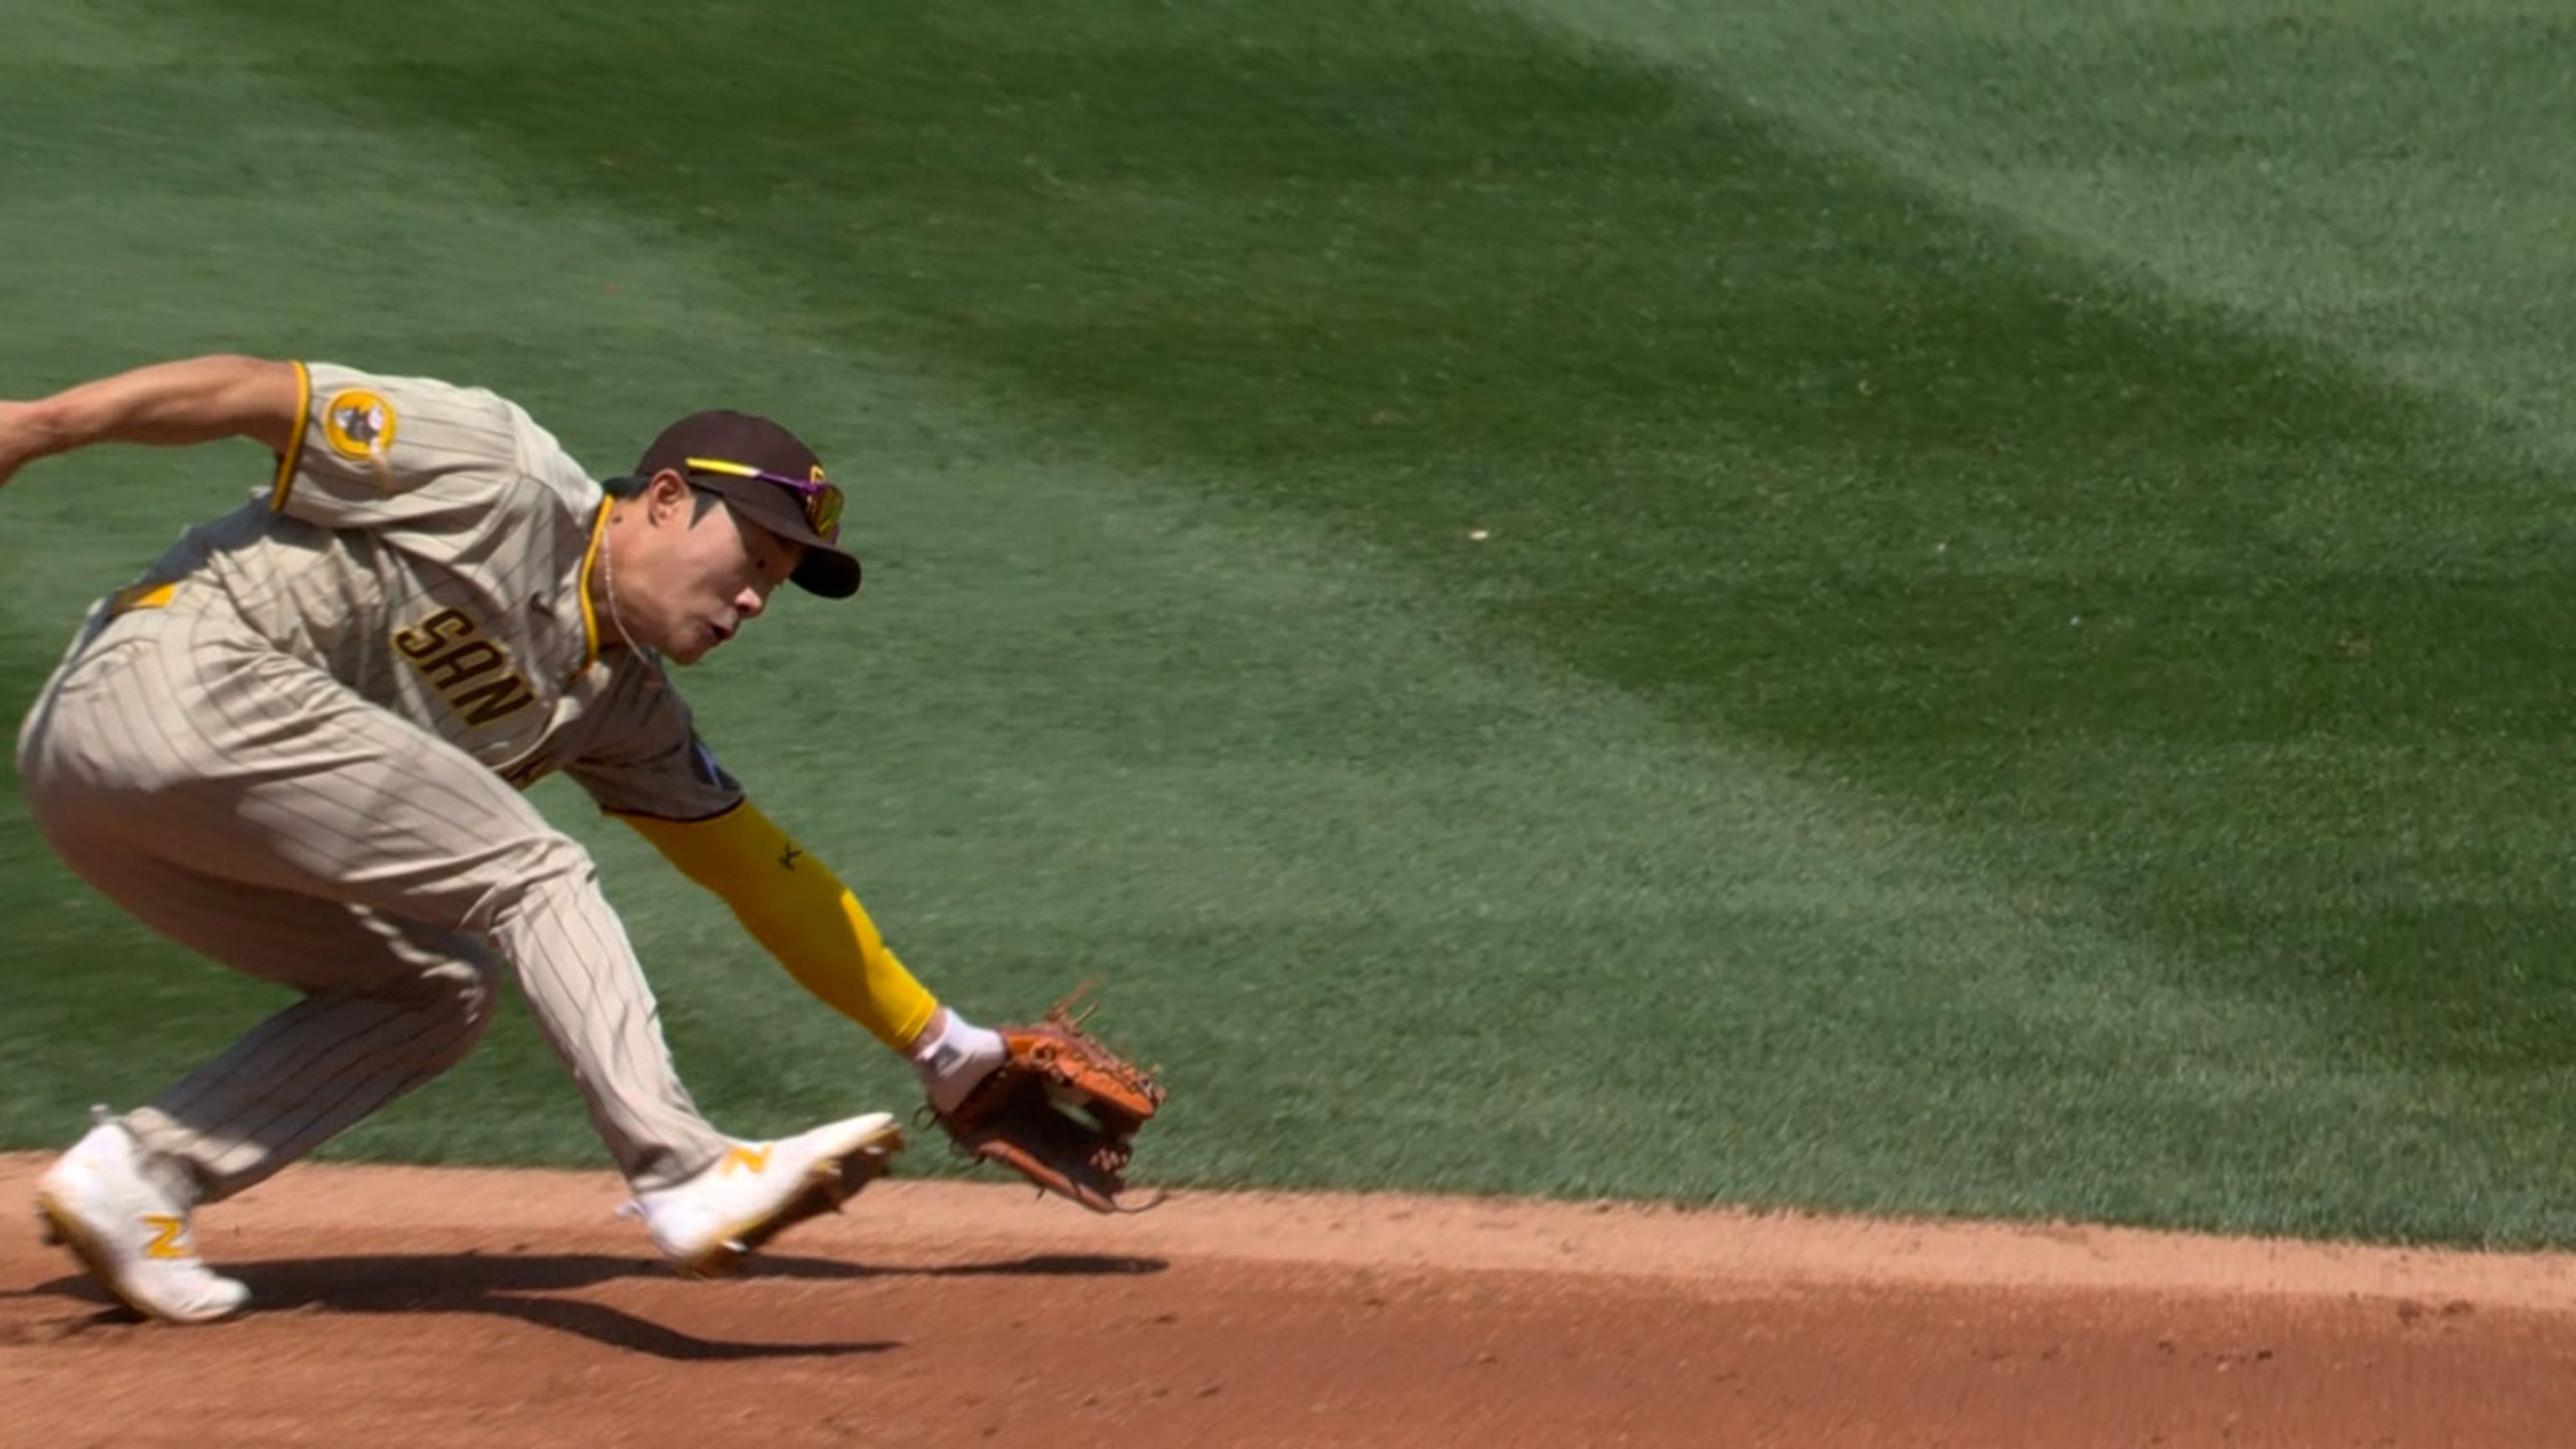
[15,1249,1168,1360]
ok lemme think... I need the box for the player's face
[621,479,803,664]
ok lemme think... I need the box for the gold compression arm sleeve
[616,802,938,1052]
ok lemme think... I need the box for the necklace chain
[597,518,639,652]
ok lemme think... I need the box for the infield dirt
[7,1155,2575,1446]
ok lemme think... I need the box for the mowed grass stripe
[1512,0,2576,478]
[1485,0,2576,1181]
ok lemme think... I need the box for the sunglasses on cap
[683,455,844,540]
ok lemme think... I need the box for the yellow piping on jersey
[105,581,177,616]
[267,361,314,512]
[571,495,613,682]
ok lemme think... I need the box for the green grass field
[8,0,2576,1247]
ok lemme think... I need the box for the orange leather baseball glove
[931,991,1166,1212]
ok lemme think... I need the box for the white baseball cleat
[626,1113,903,1277]
[34,1108,248,1325]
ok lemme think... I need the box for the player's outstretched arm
[0,356,300,488]
[616,800,952,1052]
[619,800,1166,1211]
[615,801,1022,1093]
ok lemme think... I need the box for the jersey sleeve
[563,663,746,823]
[267,361,534,528]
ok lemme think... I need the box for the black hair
[603,473,724,522]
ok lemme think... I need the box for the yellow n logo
[720,1145,772,1176]
[141,1214,189,1259]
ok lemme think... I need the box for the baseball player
[0,355,1026,1323]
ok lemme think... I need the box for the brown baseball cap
[629,409,862,599]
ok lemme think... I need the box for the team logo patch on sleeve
[322,390,398,462]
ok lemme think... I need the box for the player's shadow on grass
[23,1249,1166,1361]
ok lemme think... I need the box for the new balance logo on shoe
[630,1114,901,1277]
[140,1215,190,1260]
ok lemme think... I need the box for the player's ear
[645,468,691,526]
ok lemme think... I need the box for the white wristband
[912,1011,1007,1114]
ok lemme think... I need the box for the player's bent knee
[377,955,501,1061]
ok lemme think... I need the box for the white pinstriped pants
[15,600,732,1200]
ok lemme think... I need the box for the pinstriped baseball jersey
[15,359,778,1199]
[113,361,738,820]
